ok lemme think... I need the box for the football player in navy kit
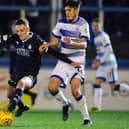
[0,18,82,116]
[0,20,37,117]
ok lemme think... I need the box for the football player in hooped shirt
[39,0,92,126]
[89,18,129,112]
[0,18,82,116]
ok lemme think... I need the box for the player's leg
[89,67,106,112]
[7,79,25,110]
[7,83,16,100]
[15,77,38,116]
[7,76,35,113]
[108,68,129,92]
[7,80,25,112]
[7,79,29,116]
[48,76,71,121]
[48,62,70,121]
[119,83,129,91]
[71,77,92,126]
[14,99,29,117]
[48,76,70,107]
[89,78,104,112]
[15,76,37,116]
[24,89,37,106]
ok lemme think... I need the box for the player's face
[92,22,101,35]
[15,24,30,40]
[65,6,79,22]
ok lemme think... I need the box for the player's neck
[21,33,32,42]
[69,16,79,23]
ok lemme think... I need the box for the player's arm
[95,36,113,64]
[63,21,89,49]
[66,21,90,49]
[0,35,7,48]
[44,47,83,67]
[0,34,8,56]
[63,37,87,49]
[39,41,83,68]
[92,44,112,69]
[97,44,112,63]
[39,37,59,52]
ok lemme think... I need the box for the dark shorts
[8,75,37,89]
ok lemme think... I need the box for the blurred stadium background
[0,0,129,111]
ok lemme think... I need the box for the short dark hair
[92,18,100,23]
[64,0,81,8]
[15,18,29,26]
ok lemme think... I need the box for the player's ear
[74,7,79,15]
[26,26,30,32]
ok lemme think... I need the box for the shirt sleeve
[36,34,45,46]
[0,34,9,56]
[95,35,113,63]
[80,22,90,41]
[0,34,7,48]
[51,22,61,39]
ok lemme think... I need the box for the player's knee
[17,80,25,89]
[48,84,58,94]
[18,76,33,89]
[72,90,80,99]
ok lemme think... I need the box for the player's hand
[91,59,101,69]
[70,62,83,67]
[39,44,49,53]
[63,37,71,45]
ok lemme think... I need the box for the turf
[1,110,129,129]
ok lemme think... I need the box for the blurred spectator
[26,0,40,32]
[0,0,12,33]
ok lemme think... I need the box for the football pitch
[1,110,129,129]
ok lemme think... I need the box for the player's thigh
[50,61,69,88]
[7,86,16,98]
[69,65,86,85]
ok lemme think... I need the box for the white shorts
[20,75,37,88]
[96,65,118,83]
[50,61,86,88]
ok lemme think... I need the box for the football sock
[17,98,25,109]
[24,89,37,96]
[119,83,129,92]
[76,95,90,120]
[50,90,68,105]
[11,88,23,104]
[94,84,102,110]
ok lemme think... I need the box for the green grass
[1,110,129,129]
